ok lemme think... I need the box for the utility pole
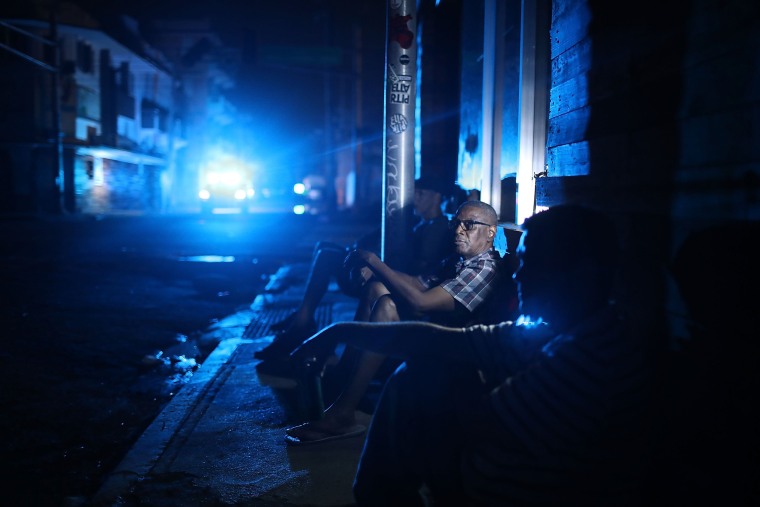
[322,8,336,216]
[382,0,417,271]
[50,5,66,213]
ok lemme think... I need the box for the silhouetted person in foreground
[292,204,652,506]
[651,220,760,505]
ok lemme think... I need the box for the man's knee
[370,294,400,322]
[363,280,389,300]
[358,281,390,310]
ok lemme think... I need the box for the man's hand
[344,248,379,270]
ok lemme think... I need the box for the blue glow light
[514,314,545,329]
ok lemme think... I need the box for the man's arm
[291,320,476,362]
[348,249,457,313]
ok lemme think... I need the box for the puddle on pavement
[177,255,236,263]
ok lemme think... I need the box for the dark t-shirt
[409,214,454,276]
[462,308,650,506]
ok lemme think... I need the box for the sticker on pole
[390,14,414,49]
[388,64,400,84]
[390,74,412,104]
[389,114,408,134]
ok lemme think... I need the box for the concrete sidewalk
[93,262,369,507]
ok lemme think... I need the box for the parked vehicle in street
[198,157,255,214]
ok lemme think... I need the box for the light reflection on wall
[91,158,110,214]
[93,157,104,186]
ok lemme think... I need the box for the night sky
[164,0,386,153]
[40,0,390,172]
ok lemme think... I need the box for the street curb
[92,334,253,506]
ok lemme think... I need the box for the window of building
[76,40,93,73]
[116,62,133,94]
[77,86,100,120]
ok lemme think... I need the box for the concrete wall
[537,0,759,347]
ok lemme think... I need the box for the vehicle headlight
[234,189,247,200]
[199,189,211,200]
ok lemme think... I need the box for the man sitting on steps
[283,200,507,445]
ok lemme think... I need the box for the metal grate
[243,303,334,339]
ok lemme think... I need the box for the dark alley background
[0,212,370,506]
[0,0,758,502]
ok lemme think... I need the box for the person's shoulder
[473,248,501,267]
[431,214,450,225]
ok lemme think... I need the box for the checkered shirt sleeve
[439,250,501,312]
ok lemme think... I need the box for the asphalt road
[0,211,371,507]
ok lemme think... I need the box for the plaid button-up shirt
[420,249,502,313]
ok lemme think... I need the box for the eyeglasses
[449,218,494,231]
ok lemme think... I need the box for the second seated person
[283,200,505,444]
[255,176,455,363]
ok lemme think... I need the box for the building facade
[449,0,758,352]
[0,1,245,215]
[0,2,183,214]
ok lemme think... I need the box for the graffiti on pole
[385,137,401,216]
[389,113,408,134]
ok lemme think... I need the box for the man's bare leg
[288,246,344,328]
[314,279,389,396]
[288,244,346,330]
[286,293,399,439]
[259,246,346,359]
[353,279,389,321]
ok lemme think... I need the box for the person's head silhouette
[514,204,620,331]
